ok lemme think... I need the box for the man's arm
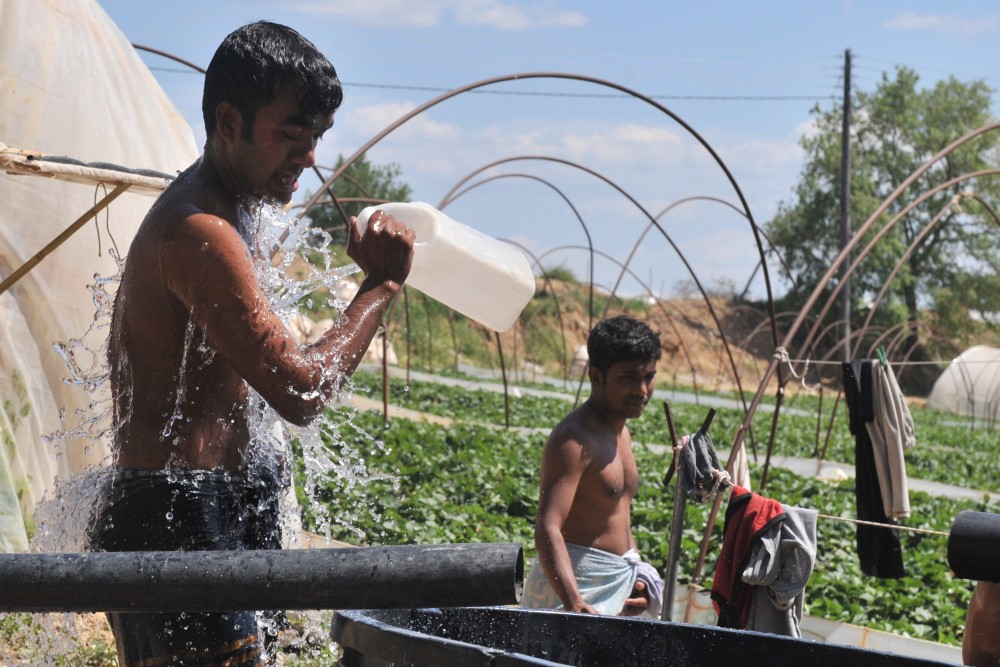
[621,524,650,616]
[965,581,1000,666]
[534,430,598,614]
[303,211,414,381]
[164,210,412,425]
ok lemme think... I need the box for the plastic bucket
[356,202,535,332]
[332,607,954,667]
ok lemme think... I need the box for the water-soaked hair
[203,21,343,141]
[587,315,661,373]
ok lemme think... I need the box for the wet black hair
[202,20,343,141]
[587,315,661,374]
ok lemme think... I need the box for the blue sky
[97,1,1000,300]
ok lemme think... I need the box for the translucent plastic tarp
[927,345,1000,420]
[0,0,198,550]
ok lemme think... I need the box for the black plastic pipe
[948,511,1000,582]
[0,543,523,612]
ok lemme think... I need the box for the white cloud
[559,123,686,163]
[719,137,802,176]
[793,118,820,142]
[454,1,586,29]
[885,12,997,38]
[283,0,446,27]
[281,0,585,30]
[343,101,461,141]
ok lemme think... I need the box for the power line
[341,81,836,101]
[853,53,1000,88]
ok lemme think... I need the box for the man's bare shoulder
[140,182,246,265]
[134,161,234,240]
[129,178,259,314]
[544,405,598,455]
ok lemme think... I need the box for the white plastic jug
[355,202,536,332]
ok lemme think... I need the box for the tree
[767,67,1000,360]
[306,154,412,243]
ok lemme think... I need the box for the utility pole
[839,49,852,360]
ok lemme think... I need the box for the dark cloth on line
[89,466,285,667]
[842,359,905,579]
[679,429,724,503]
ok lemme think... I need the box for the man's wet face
[234,89,334,204]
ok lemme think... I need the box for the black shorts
[89,467,284,666]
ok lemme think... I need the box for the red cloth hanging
[710,485,786,629]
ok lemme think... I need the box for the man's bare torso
[550,404,639,556]
[111,164,268,472]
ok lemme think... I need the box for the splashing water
[235,198,398,541]
[8,200,398,665]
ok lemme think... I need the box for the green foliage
[352,371,575,428]
[311,374,997,647]
[0,614,117,666]
[314,411,540,549]
[766,66,1000,347]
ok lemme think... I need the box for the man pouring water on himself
[88,21,414,667]
[522,315,666,617]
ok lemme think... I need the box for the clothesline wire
[705,483,952,537]
[815,512,950,537]
[780,355,998,367]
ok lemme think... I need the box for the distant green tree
[766,67,1000,355]
[306,154,412,243]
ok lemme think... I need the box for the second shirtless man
[522,315,664,617]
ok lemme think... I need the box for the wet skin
[110,87,415,472]
[534,358,657,614]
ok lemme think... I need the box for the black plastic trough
[333,606,954,667]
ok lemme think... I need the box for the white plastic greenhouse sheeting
[927,345,1000,420]
[0,0,198,550]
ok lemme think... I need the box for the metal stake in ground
[661,404,717,622]
[661,400,686,621]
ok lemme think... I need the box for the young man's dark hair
[202,20,343,141]
[587,315,661,374]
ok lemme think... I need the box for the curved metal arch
[308,166,383,232]
[438,153,758,417]
[132,44,206,74]
[803,165,1000,363]
[294,72,780,361]
[850,173,1000,358]
[853,191,1000,366]
[533,244,708,404]
[622,196,803,312]
[866,321,911,360]
[739,123,1000,460]
[500,239,575,385]
[692,125,1000,587]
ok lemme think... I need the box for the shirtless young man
[88,22,414,666]
[521,315,663,616]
